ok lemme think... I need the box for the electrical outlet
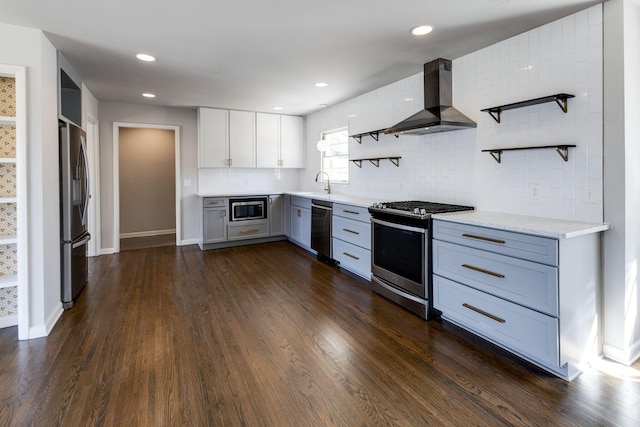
[583,186,598,204]
[529,184,541,200]
[183,179,192,187]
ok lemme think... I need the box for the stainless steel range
[368,201,474,319]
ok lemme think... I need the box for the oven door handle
[371,218,427,234]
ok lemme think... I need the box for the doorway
[112,123,181,253]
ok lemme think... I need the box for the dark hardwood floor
[1,242,638,426]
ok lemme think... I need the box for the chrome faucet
[315,171,331,194]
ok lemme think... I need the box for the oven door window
[373,222,424,285]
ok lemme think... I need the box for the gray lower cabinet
[269,194,285,236]
[289,196,311,249]
[331,203,371,279]
[432,219,601,381]
[202,198,228,244]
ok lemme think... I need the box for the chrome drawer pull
[343,210,360,215]
[462,303,506,323]
[343,228,359,235]
[462,264,505,279]
[343,252,360,260]
[462,233,506,244]
[240,228,259,233]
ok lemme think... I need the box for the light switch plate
[183,179,192,187]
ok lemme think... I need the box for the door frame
[86,113,100,257]
[112,122,181,253]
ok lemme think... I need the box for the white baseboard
[120,229,176,239]
[0,314,17,328]
[100,248,117,255]
[603,341,640,366]
[178,239,199,246]
[27,303,64,339]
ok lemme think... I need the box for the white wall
[98,102,199,251]
[0,23,61,338]
[602,0,640,366]
[304,6,603,223]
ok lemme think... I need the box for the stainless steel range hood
[384,58,476,135]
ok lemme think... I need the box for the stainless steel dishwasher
[311,199,333,261]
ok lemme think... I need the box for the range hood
[384,58,476,135]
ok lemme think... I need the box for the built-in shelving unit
[0,67,26,334]
[350,157,401,168]
[481,93,575,123]
[482,145,576,164]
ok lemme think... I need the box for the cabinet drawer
[332,216,371,250]
[433,220,558,266]
[228,221,269,241]
[290,196,311,209]
[203,197,226,208]
[333,203,370,222]
[434,275,559,368]
[433,240,558,316]
[332,238,371,279]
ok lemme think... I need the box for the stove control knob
[420,208,427,215]
[413,208,420,214]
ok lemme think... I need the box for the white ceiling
[1,0,602,116]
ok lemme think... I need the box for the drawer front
[290,196,311,209]
[332,215,371,249]
[433,220,558,266]
[203,197,226,208]
[332,238,371,279]
[227,221,270,241]
[333,203,370,223]
[433,240,558,316]
[434,275,559,368]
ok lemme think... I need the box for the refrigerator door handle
[72,233,91,249]
[79,134,90,227]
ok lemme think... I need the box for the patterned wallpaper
[0,77,16,117]
[0,163,16,197]
[0,124,16,157]
[0,244,16,276]
[0,286,17,318]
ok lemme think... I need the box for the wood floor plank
[1,241,639,426]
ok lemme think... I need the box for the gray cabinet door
[203,208,227,243]
[269,195,285,236]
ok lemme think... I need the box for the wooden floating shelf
[481,93,575,123]
[350,157,401,168]
[482,145,576,164]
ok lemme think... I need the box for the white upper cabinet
[199,108,302,169]
[229,110,256,168]
[256,113,280,168]
[280,115,304,168]
[256,113,304,168]
[198,107,229,168]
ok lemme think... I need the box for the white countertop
[432,210,610,239]
[197,191,379,208]
[286,191,379,208]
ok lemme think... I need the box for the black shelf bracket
[481,93,575,124]
[482,145,576,164]
[350,157,401,168]
[349,129,385,144]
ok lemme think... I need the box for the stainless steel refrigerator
[60,121,91,309]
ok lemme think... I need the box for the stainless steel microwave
[229,197,267,221]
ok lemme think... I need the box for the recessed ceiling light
[410,25,433,36]
[273,106,283,110]
[136,53,156,62]
[315,82,328,87]
[142,93,156,98]
[348,114,356,118]
[319,104,328,108]
[405,97,414,102]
